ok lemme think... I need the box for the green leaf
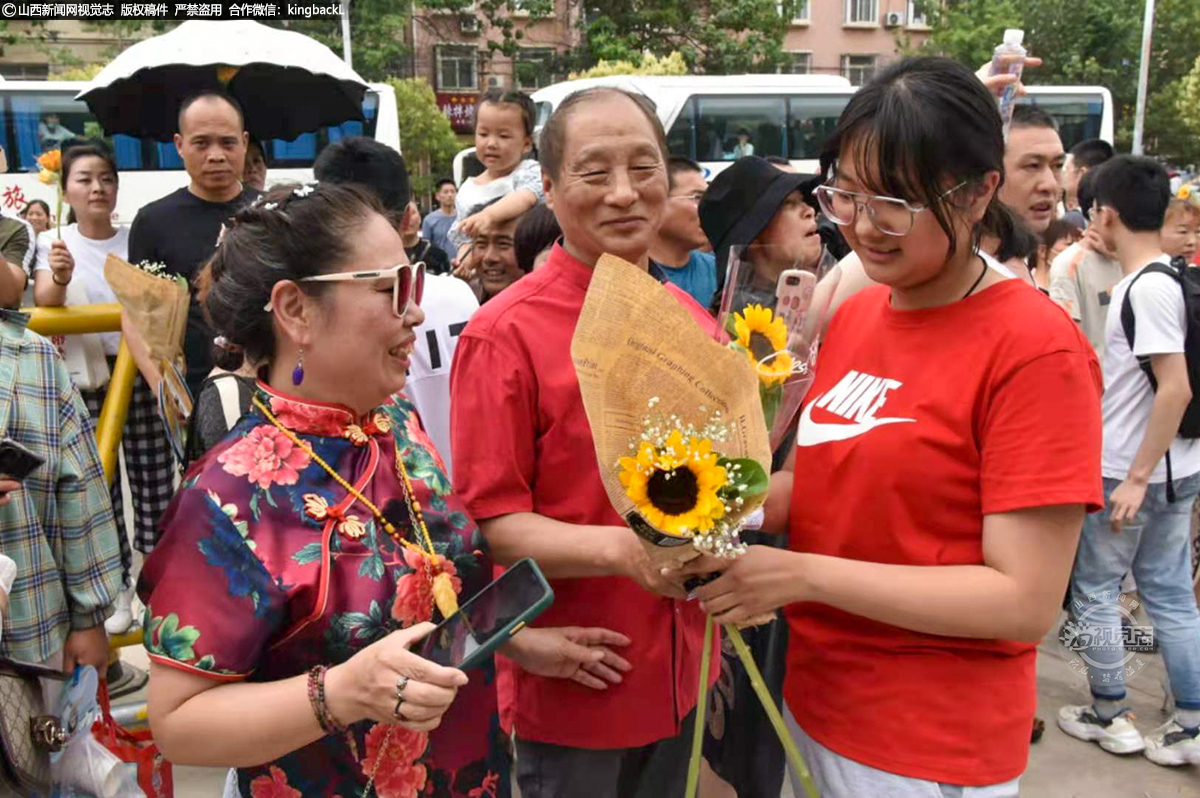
[760,382,783,430]
[249,492,261,522]
[195,655,216,671]
[724,312,740,338]
[151,613,201,661]
[292,542,323,566]
[359,552,386,581]
[262,487,278,509]
[721,457,770,498]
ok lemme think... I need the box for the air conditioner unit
[487,75,507,89]
[884,11,904,27]
[460,15,480,33]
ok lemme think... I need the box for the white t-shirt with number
[1101,256,1200,483]
[35,224,129,356]
[405,274,479,480]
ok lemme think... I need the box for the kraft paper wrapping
[103,254,189,368]
[570,253,772,573]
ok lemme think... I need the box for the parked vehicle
[453,74,1114,184]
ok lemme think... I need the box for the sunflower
[734,304,792,387]
[618,431,728,536]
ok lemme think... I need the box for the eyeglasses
[815,180,970,237]
[265,262,426,317]
[670,192,706,204]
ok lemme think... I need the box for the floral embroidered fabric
[138,383,509,797]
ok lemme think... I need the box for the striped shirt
[0,309,122,663]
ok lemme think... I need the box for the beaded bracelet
[306,665,347,735]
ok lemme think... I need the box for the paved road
[152,614,1199,797]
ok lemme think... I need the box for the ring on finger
[393,676,411,719]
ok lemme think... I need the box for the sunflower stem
[684,614,714,798]
[724,624,819,798]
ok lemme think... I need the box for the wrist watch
[52,272,70,286]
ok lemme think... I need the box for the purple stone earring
[292,347,305,386]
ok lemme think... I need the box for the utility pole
[341,1,353,67]
[1132,0,1156,155]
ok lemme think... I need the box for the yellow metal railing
[22,303,136,489]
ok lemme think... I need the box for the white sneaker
[104,587,134,635]
[1143,717,1200,766]
[1057,704,1146,754]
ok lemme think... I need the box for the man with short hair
[422,177,458,261]
[1050,157,1122,358]
[314,138,477,474]
[649,156,717,307]
[469,200,524,303]
[1058,155,1200,767]
[999,105,1066,235]
[1064,138,1116,213]
[128,91,258,399]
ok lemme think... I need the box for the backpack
[1119,255,1200,499]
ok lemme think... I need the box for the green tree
[265,1,412,83]
[387,77,462,201]
[1178,54,1200,139]
[914,0,1200,163]
[568,51,688,80]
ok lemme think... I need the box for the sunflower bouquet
[572,253,818,798]
[717,244,841,450]
[571,254,773,574]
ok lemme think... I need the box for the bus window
[665,97,696,160]
[0,88,382,173]
[786,94,851,161]
[695,96,786,161]
[1018,93,1103,151]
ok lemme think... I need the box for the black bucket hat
[699,156,821,275]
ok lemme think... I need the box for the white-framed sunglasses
[264,262,426,317]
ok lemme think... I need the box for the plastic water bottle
[989,28,1026,138]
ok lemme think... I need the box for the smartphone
[417,558,554,671]
[775,269,816,331]
[0,438,45,481]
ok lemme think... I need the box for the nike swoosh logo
[796,400,916,446]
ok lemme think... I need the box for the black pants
[516,708,696,798]
[82,370,175,558]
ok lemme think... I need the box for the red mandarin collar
[255,381,393,445]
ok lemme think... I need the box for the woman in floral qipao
[139,182,630,798]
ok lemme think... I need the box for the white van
[453,74,1115,184]
[0,80,400,224]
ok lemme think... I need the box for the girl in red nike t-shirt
[674,57,1102,796]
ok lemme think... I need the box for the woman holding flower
[33,141,174,630]
[674,57,1103,797]
[140,181,629,798]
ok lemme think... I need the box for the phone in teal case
[417,557,554,671]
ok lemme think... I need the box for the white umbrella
[76,20,370,142]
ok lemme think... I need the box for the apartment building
[406,0,581,135]
[781,0,931,84]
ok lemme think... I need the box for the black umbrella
[76,20,370,143]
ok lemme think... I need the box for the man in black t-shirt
[128,90,259,397]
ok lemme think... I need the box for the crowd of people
[1,46,1199,798]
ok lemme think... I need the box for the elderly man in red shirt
[450,87,719,797]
